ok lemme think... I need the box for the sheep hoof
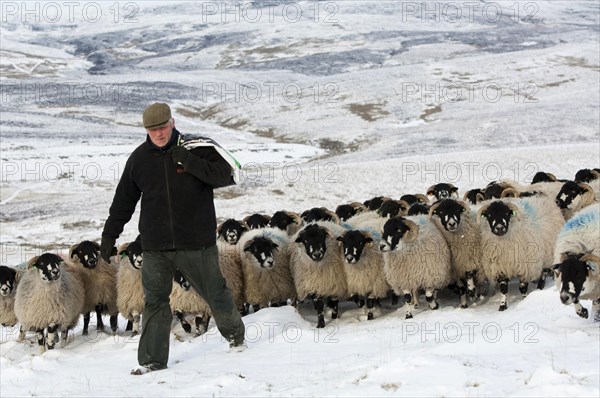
[367,313,374,321]
[182,324,192,334]
[131,331,138,337]
[82,329,88,336]
[499,304,507,311]
[577,308,589,319]
[317,318,325,328]
[460,304,468,309]
[405,314,413,320]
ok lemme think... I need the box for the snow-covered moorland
[0,1,599,396]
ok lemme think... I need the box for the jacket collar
[146,128,180,152]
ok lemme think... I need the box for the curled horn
[457,200,470,213]
[402,219,419,242]
[501,187,519,198]
[415,194,430,204]
[27,256,39,268]
[581,253,600,275]
[324,209,341,224]
[398,199,411,216]
[476,203,490,226]
[426,185,436,196]
[428,201,441,219]
[350,202,368,213]
[506,202,520,217]
[288,211,303,225]
[69,243,79,260]
[579,183,596,208]
[116,243,129,264]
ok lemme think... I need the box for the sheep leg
[132,312,141,336]
[498,277,509,311]
[195,314,211,336]
[82,312,91,336]
[465,271,477,299]
[403,291,414,319]
[18,324,25,342]
[174,310,192,333]
[327,298,339,319]
[573,299,589,319]
[270,302,280,307]
[592,299,600,322]
[458,279,468,309]
[351,294,365,308]
[537,268,551,290]
[60,327,70,348]
[314,298,325,328]
[46,324,58,350]
[125,320,133,332]
[109,315,118,333]
[366,297,375,320]
[518,280,529,297]
[242,303,250,315]
[95,304,105,331]
[36,328,45,351]
[412,290,420,309]
[425,289,439,310]
[252,304,260,313]
[391,292,399,306]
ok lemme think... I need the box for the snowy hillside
[0,1,599,397]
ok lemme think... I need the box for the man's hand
[100,236,116,263]
[168,146,190,167]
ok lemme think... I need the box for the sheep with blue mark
[477,195,564,311]
[553,202,600,321]
[379,215,452,319]
[239,227,296,312]
[14,253,85,352]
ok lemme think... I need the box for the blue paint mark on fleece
[560,206,599,236]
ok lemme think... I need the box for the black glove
[100,236,116,264]
[168,145,190,168]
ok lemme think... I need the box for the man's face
[147,119,173,148]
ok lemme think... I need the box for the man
[100,103,245,375]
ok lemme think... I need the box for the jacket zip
[163,153,176,249]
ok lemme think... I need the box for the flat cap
[143,103,172,129]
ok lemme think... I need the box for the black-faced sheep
[14,253,84,351]
[335,202,367,222]
[244,213,271,230]
[336,230,389,320]
[269,210,304,236]
[301,207,339,224]
[170,270,211,335]
[364,196,392,211]
[477,196,564,311]
[68,240,118,335]
[116,240,144,336]
[553,202,600,320]
[290,222,348,328]
[216,220,246,315]
[555,181,596,220]
[379,216,452,319]
[427,183,459,201]
[239,228,296,311]
[0,265,20,327]
[407,202,431,216]
[400,194,430,206]
[463,188,485,205]
[377,199,410,218]
[429,199,483,307]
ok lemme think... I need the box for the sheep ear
[336,236,343,242]
[92,241,101,251]
[243,241,253,252]
[294,234,304,243]
[428,202,440,218]
[27,256,39,269]
[426,185,436,196]
[581,254,600,275]
[364,237,374,247]
[507,202,519,217]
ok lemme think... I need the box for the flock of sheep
[0,167,599,352]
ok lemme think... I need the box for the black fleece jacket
[102,128,233,250]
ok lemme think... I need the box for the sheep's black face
[122,240,143,269]
[554,255,590,304]
[400,194,419,206]
[481,201,513,236]
[72,240,100,269]
[408,203,430,216]
[337,230,372,264]
[295,224,328,262]
[33,253,62,282]
[429,183,458,200]
[218,219,247,244]
[335,204,356,222]
[431,200,465,232]
[531,171,556,184]
[483,182,505,200]
[244,237,278,269]
[574,168,598,183]
[378,201,404,218]
[0,266,17,296]
[364,196,385,211]
[464,189,484,205]
[301,208,335,223]
[380,217,410,252]
[556,181,583,210]
[246,214,269,230]
[174,270,191,291]
[269,211,295,230]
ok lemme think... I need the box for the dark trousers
[138,245,245,367]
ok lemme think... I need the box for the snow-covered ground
[1,1,599,396]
